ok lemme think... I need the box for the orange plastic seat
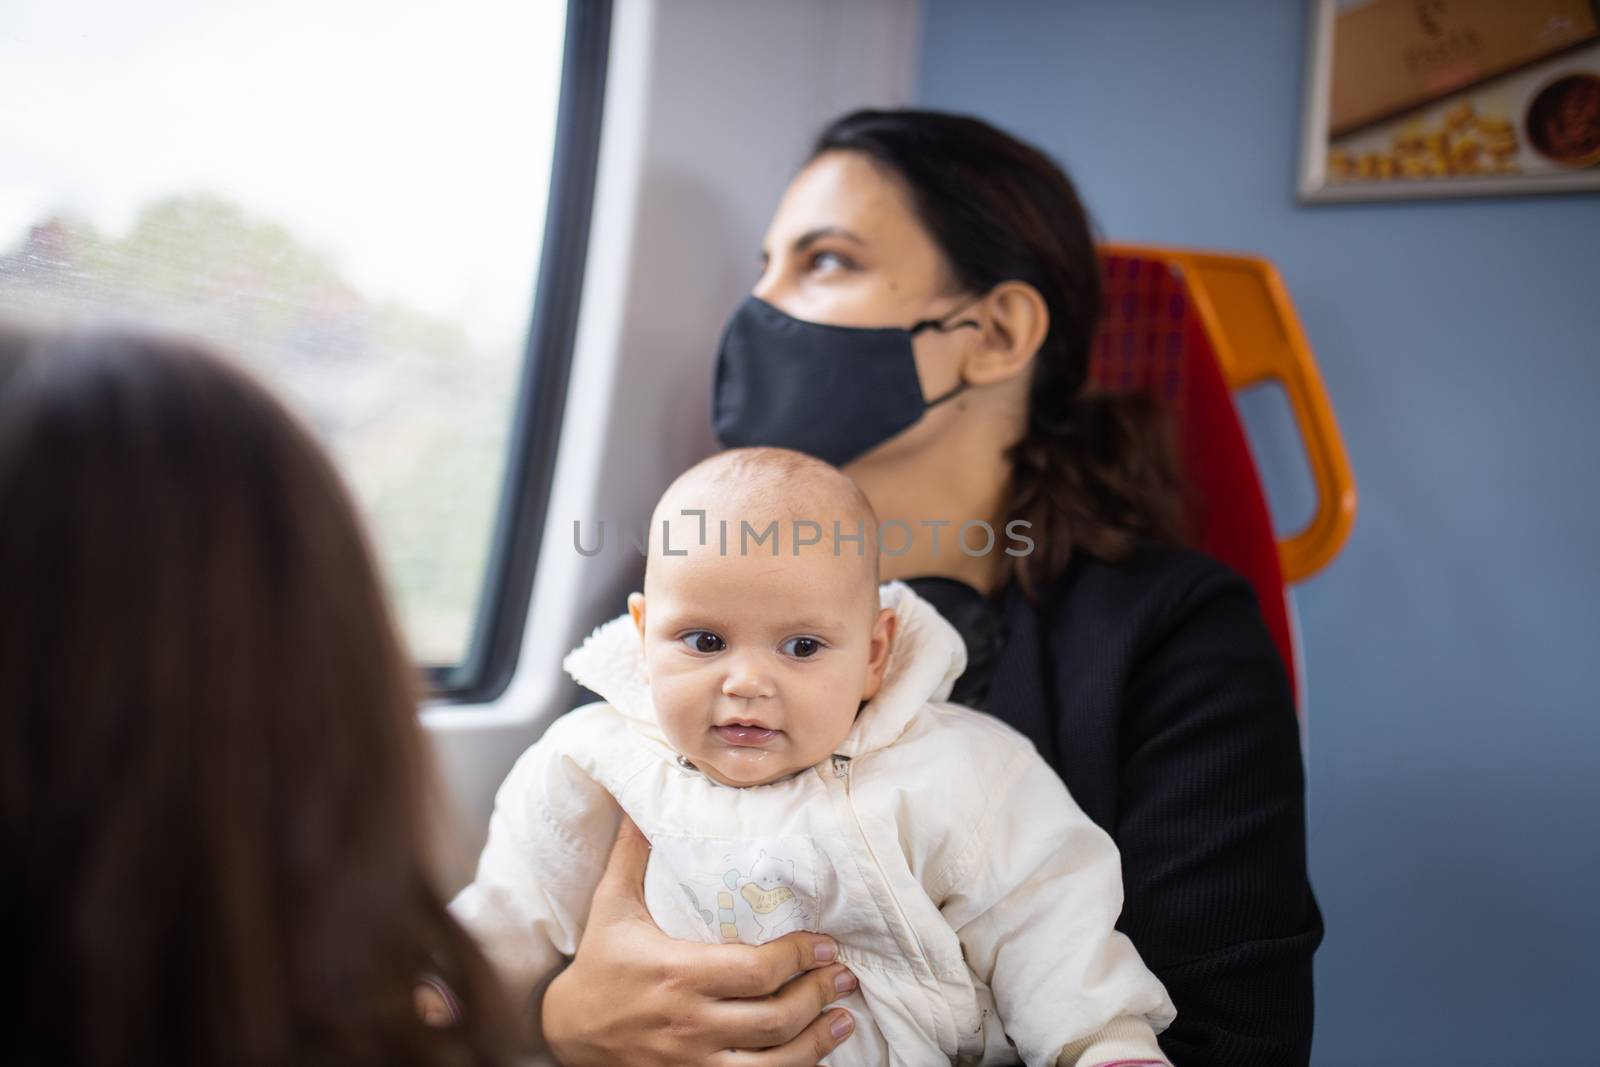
[1092,245,1356,706]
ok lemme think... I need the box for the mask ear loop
[909,294,985,406]
[908,315,981,336]
[908,293,986,337]
[923,380,969,407]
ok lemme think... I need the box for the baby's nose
[721,657,775,699]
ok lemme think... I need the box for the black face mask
[711,295,980,467]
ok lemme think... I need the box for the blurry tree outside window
[0,1,569,667]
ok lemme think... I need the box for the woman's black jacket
[907,542,1322,1067]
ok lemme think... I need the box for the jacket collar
[561,580,968,762]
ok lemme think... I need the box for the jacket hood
[561,580,968,761]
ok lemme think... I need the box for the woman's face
[745,148,1038,585]
[755,150,977,325]
[752,150,977,452]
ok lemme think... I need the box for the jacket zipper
[825,752,965,1056]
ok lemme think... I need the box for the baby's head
[628,448,896,787]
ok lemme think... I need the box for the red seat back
[1093,251,1298,702]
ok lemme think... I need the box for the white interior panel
[423,0,922,889]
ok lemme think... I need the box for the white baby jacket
[451,582,1175,1066]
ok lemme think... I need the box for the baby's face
[631,540,895,787]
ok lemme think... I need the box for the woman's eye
[808,250,853,274]
[682,631,725,654]
[782,637,822,659]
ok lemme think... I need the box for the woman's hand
[413,976,459,1027]
[541,816,857,1066]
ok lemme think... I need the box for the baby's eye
[681,631,725,654]
[782,636,823,659]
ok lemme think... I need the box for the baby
[451,448,1175,1066]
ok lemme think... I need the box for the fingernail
[830,1011,853,1039]
[834,970,857,994]
[814,939,836,962]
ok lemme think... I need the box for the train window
[0,1,608,698]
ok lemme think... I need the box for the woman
[1,328,519,1065]
[540,110,1321,1066]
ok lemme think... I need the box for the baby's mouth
[712,722,781,747]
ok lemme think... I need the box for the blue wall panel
[919,2,1600,1063]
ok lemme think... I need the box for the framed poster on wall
[1300,0,1600,201]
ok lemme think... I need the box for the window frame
[425,0,612,702]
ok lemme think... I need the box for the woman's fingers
[412,983,454,1027]
[711,1009,855,1067]
[690,931,842,998]
[546,815,857,1066]
[584,814,655,927]
[708,964,858,1048]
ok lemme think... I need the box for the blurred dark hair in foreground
[0,326,517,1065]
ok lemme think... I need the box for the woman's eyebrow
[793,226,865,251]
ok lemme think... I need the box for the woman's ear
[965,280,1049,386]
[859,608,899,701]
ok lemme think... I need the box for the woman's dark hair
[0,327,517,1065]
[814,109,1188,595]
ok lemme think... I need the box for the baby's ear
[627,592,647,636]
[860,607,898,701]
